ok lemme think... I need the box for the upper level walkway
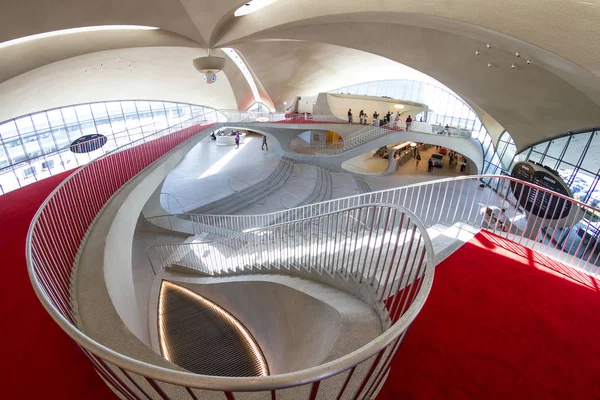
[222,120,484,174]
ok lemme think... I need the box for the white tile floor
[163,134,467,214]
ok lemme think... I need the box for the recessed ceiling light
[394,104,405,109]
[234,0,279,17]
[0,25,158,50]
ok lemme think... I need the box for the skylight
[222,48,261,103]
[0,26,159,50]
[234,0,279,17]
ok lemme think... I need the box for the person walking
[428,158,433,172]
[235,132,240,149]
[348,109,353,124]
[262,135,268,151]
[416,153,421,166]
[406,115,413,130]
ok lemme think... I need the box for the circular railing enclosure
[25,112,434,399]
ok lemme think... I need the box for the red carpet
[380,230,600,399]
[3,153,600,397]
[0,170,114,399]
[0,124,213,399]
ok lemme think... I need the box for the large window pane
[74,104,94,123]
[579,131,600,174]
[545,136,570,159]
[562,134,588,166]
[0,120,19,140]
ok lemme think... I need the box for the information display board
[510,162,572,220]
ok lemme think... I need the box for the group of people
[210,130,244,148]
[347,109,415,129]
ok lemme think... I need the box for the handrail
[147,204,434,394]
[0,116,190,174]
[219,110,345,124]
[160,192,186,214]
[150,174,600,275]
[25,118,226,393]
[288,120,403,155]
[25,104,600,397]
[279,191,307,209]
[227,176,268,205]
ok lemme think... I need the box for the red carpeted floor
[3,172,600,398]
[0,170,113,398]
[379,230,600,399]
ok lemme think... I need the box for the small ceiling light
[486,43,492,49]
[283,101,287,105]
[410,142,417,147]
[527,60,532,65]
[234,0,279,17]
[394,104,405,109]
[511,64,516,69]
[487,62,493,68]
[475,50,480,55]
[515,52,521,57]
[256,117,270,122]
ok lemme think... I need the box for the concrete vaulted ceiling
[1,0,599,150]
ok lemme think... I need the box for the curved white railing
[147,204,434,398]
[24,112,434,399]
[150,175,600,276]
[25,118,222,398]
[220,110,345,124]
[25,102,600,398]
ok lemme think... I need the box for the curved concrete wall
[76,125,219,344]
[325,93,427,122]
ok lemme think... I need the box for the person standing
[235,132,240,149]
[428,158,433,172]
[373,111,379,126]
[406,115,413,130]
[262,135,268,151]
[416,153,421,166]
[359,110,365,125]
[348,109,353,124]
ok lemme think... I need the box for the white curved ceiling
[0,0,599,150]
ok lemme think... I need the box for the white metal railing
[0,116,204,195]
[147,204,434,399]
[431,124,473,138]
[149,175,600,276]
[160,192,186,215]
[290,120,406,155]
[25,117,221,400]
[220,110,345,124]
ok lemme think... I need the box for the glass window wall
[0,100,224,195]
[329,79,504,177]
